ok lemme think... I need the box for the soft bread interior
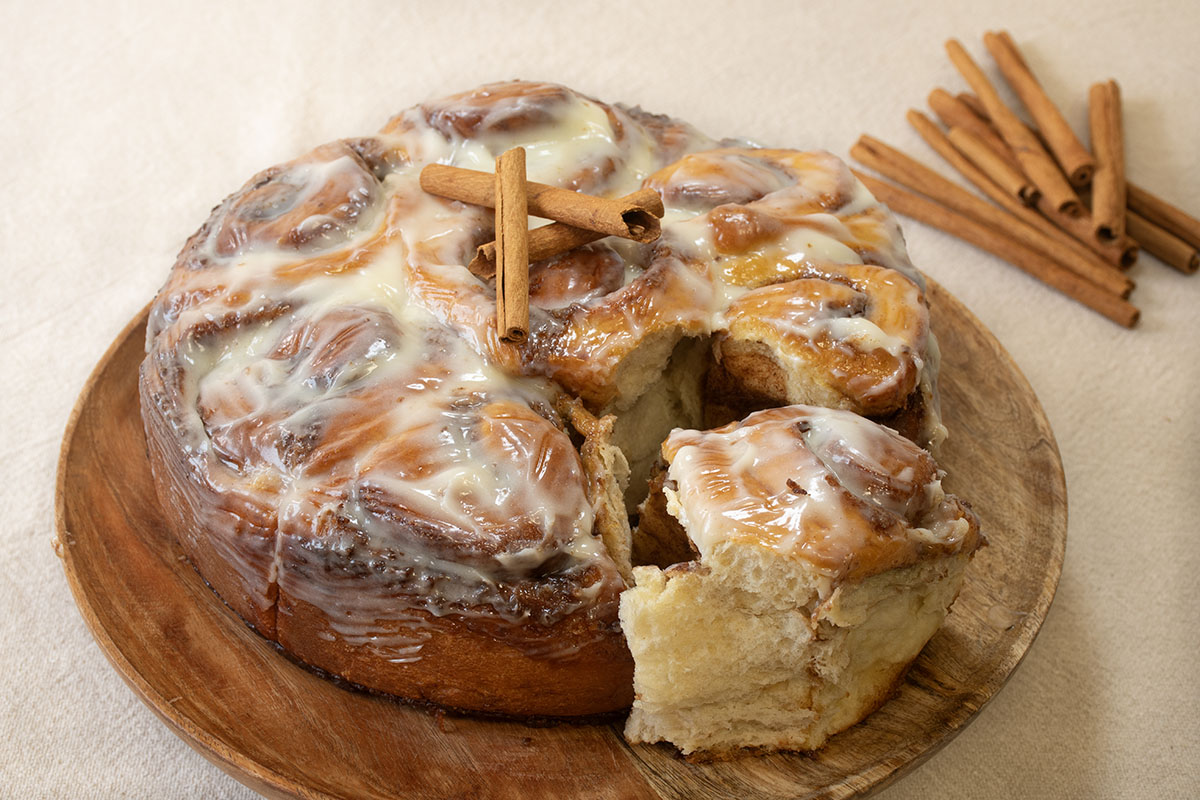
[608,336,707,511]
[620,536,971,756]
[712,335,847,414]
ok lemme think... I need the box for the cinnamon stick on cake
[421,163,664,279]
[494,147,530,342]
[421,164,663,242]
[469,188,663,278]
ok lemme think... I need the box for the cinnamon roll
[140,81,969,728]
[623,405,982,755]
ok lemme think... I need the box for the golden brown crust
[275,589,633,717]
[631,468,698,570]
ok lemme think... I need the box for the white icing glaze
[144,82,940,666]
[661,405,978,585]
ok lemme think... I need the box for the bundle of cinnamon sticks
[420,153,664,342]
[852,31,1200,328]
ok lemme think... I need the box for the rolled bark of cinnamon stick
[945,39,1082,217]
[930,89,1016,163]
[421,163,663,242]
[955,92,994,130]
[948,126,1040,205]
[1088,80,1126,241]
[494,148,529,343]
[984,31,1096,187]
[942,96,1138,268]
[854,170,1138,328]
[1126,210,1199,274]
[472,223,603,280]
[1127,182,1200,252]
[855,131,1132,299]
[906,110,1133,297]
[468,187,663,279]
[1037,194,1136,268]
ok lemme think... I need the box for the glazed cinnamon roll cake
[140,81,981,747]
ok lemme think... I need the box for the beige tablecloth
[4,1,1198,797]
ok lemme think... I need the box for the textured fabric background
[3,1,1197,797]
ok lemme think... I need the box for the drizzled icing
[142,81,939,669]
[661,405,980,586]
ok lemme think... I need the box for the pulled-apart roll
[140,81,972,731]
[623,406,982,755]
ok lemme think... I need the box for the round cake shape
[140,81,944,718]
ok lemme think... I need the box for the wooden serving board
[56,281,1066,800]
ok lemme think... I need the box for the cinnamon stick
[1045,198,1138,269]
[473,225,599,280]
[947,126,1039,205]
[1127,182,1200,252]
[944,95,1138,268]
[1088,80,1126,241]
[468,187,663,278]
[945,39,1082,217]
[955,92,994,131]
[421,163,663,242]
[907,110,1132,298]
[854,170,1138,328]
[854,131,1132,299]
[983,31,1095,187]
[907,112,1132,297]
[930,89,1016,164]
[494,148,529,343]
[1126,210,1199,275]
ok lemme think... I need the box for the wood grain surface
[56,280,1067,799]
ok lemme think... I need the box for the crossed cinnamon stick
[420,156,665,342]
